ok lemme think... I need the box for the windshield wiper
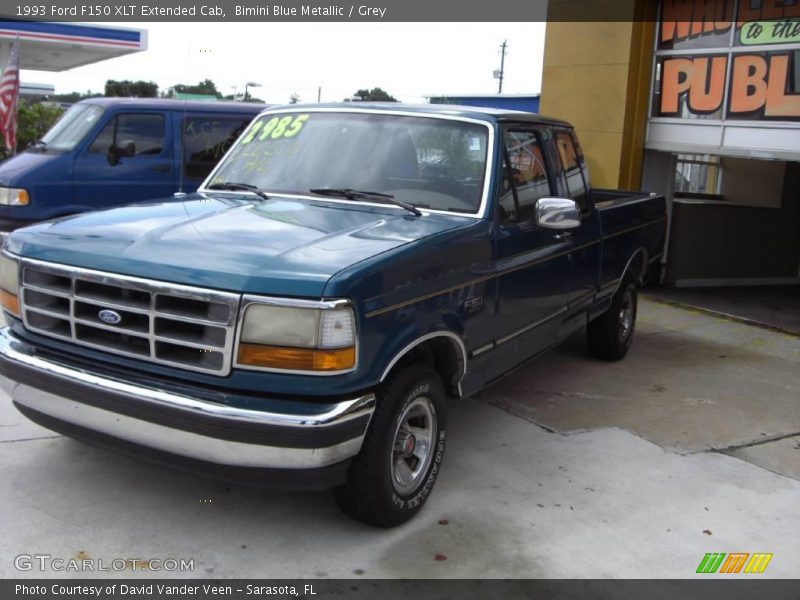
[309,187,422,217]
[30,140,48,151]
[206,182,270,201]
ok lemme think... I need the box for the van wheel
[587,277,638,361]
[333,363,447,527]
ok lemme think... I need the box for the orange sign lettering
[737,0,800,28]
[660,56,727,115]
[729,53,800,117]
[658,53,800,120]
[655,0,800,121]
[660,0,800,44]
[660,0,733,43]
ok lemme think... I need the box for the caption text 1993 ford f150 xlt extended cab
[0,105,666,526]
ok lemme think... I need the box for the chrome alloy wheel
[618,287,634,343]
[390,396,437,496]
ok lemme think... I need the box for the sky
[23,22,547,104]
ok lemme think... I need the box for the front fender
[360,298,467,393]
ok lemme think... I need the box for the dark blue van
[0,98,264,236]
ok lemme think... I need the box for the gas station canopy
[0,21,147,71]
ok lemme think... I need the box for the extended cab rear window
[554,130,591,215]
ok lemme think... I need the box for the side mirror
[107,140,136,166]
[534,197,580,230]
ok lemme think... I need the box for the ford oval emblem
[98,309,122,325]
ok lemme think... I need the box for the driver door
[489,126,573,377]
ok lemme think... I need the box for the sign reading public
[654,0,800,121]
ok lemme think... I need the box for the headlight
[0,253,20,316]
[0,187,29,206]
[236,301,356,372]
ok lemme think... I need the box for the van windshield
[206,112,490,214]
[38,103,105,151]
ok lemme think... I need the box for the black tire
[333,363,448,527]
[587,276,638,361]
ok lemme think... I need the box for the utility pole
[318,86,322,102]
[497,40,507,93]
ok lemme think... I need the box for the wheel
[587,276,638,361]
[333,363,448,527]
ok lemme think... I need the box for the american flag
[0,43,20,153]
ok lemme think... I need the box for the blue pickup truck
[0,104,666,526]
[0,98,263,236]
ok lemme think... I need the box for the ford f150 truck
[0,105,666,526]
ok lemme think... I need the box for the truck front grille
[18,259,241,376]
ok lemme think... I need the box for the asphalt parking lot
[1,298,798,579]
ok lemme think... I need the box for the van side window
[89,114,166,156]
[554,130,591,215]
[499,129,550,223]
[183,118,249,179]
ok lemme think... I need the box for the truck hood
[7,193,472,297]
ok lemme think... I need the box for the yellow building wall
[540,1,655,189]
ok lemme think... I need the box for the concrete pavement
[480,300,800,466]
[1,299,798,578]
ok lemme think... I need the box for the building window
[674,154,722,198]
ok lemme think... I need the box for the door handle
[151,164,170,173]
[553,232,572,241]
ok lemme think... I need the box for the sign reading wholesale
[655,0,800,121]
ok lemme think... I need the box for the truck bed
[593,188,667,288]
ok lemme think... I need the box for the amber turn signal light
[237,343,355,371]
[0,289,19,316]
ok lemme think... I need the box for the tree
[169,78,221,97]
[350,87,398,102]
[105,79,158,97]
[51,90,102,104]
[13,100,64,152]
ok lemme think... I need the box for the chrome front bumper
[0,327,374,477]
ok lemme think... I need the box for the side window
[183,117,249,179]
[88,113,166,156]
[555,130,591,215]
[499,129,550,223]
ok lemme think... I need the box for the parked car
[0,104,666,526]
[0,98,264,237]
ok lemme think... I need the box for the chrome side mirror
[534,197,580,230]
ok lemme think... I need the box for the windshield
[207,112,490,214]
[38,103,105,151]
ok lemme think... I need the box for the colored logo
[696,553,773,574]
[98,309,122,325]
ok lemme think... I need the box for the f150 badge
[461,296,484,315]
